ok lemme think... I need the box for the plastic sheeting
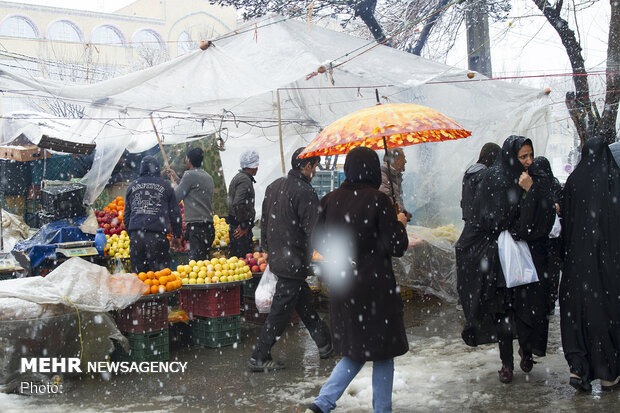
[0,257,147,311]
[1,209,30,253]
[0,257,144,392]
[0,17,550,225]
[0,311,126,392]
[12,217,91,268]
[394,225,461,302]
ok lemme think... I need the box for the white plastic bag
[497,230,539,288]
[254,265,277,313]
[548,214,561,238]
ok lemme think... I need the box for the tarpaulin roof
[0,16,550,224]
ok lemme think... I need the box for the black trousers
[129,230,170,273]
[228,225,253,258]
[185,221,215,261]
[251,276,330,361]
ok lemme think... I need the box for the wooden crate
[0,145,48,162]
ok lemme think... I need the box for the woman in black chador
[512,156,557,371]
[560,137,620,392]
[456,135,537,383]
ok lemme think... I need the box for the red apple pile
[96,210,126,235]
[168,202,190,252]
[239,251,267,273]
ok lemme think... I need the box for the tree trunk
[599,0,620,144]
[408,0,452,56]
[354,0,392,46]
[534,0,599,145]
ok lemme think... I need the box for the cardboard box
[0,145,47,162]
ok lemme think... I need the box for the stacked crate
[179,286,241,348]
[112,295,170,362]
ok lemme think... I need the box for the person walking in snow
[306,147,409,413]
[248,147,332,372]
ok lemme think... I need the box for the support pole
[276,89,286,175]
[149,114,173,181]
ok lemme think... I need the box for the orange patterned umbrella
[298,103,471,158]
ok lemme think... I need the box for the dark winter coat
[560,137,620,382]
[124,156,182,237]
[260,169,319,280]
[460,163,487,221]
[455,135,532,346]
[227,169,256,229]
[315,147,409,362]
[512,156,556,356]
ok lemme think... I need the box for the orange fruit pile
[103,196,125,221]
[133,268,182,295]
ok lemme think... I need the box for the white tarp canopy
[0,16,550,225]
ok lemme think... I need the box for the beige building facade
[0,0,237,113]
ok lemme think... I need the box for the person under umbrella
[306,147,408,413]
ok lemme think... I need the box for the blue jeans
[314,357,394,413]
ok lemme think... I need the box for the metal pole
[276,89,286,175]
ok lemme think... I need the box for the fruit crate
[112,329,169,362]
[113,295,169,334]
[243,296,299,325]
[192,315,241,348]
[179,285,241,318]
[242,274,261,299]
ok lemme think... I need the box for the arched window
[177,31,195,56]
[0,15,38,39]
[91,25,125,46]
[132,29,163,50]
[47,20,83,43]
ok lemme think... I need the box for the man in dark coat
[455,135,534,383]
[560,137,620,392]
[227,150,259,258]
[306,147,409,413]
[248,148,332,372]
[124,156,183,273]
[461,142,501,222]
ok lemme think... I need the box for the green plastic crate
[192,315,240,348]
[242,276,260,299]
[113,329,169,362]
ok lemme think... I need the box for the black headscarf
[477,142,501,167]
[499,135,533,181]
[139,155,161,177]
[344,147,381,189]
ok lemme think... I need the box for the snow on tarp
[0,16,550,224]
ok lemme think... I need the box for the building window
[47,20,83,43]
[0,15,38,39]
[91,25,125,46]
[132,29,163,50]
[177,31,194,56]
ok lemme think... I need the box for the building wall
[0,0,237,113]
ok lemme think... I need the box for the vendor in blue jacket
[124,156,183,273]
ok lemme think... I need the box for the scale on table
[55,241,99,257]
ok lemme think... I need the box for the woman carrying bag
[456,135,538,383]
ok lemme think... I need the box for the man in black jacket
[227,150,259,258]
[248,148,332,372]
[124,156,183,273]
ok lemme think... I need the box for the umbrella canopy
[299,103,471,158]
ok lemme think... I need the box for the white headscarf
[240,150,259,169]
